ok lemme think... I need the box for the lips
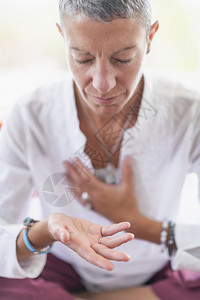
[94,96,119,105]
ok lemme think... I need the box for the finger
[63,161,83,185]
[101,222,131,236]
[74,193,93,209]
[71,243,114,271]
[73,157,97,185]
[99,233,134,249]
[64,158,105,192]
[51,225,71,243]
[63,159,93,188]
[91,244,131,262]
[60,230,70,243]
[121,156,134,185]
[64,170,92,208]
[75,193,89,206]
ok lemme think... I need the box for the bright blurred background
[0,0,200,221]
[0,0,200,120]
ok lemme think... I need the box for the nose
[92,61,117,94]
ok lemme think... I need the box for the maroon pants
[150,263,200,300]
[0,254,85,300]
[0,254,200,300]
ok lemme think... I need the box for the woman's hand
[63,156,141,224]
[48,213,134,271]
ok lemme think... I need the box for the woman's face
[61,15,156,116]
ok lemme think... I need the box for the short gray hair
[59,0,152,30]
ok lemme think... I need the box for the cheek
[68,58,89,89]
[67,56,79,77]
[129,55,144,85]
[121,64,142,91]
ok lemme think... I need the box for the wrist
[27,218,55,250]
[17,217,55,262]
[128,214,162,245]
[128,214,177,253]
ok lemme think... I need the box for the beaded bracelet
[168,221,175,258]
[23,217,53,255]
[160,220,168,252]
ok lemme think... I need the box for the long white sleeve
[0,101,46,278]
[172,223,200,271]
[172,104,200,271]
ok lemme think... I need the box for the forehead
[63,15,146,53]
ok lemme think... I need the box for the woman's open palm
[48,213,134,270]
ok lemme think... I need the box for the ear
[146,21,159,54]
[56,23,64,38]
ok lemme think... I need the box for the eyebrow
[70,46,136,55]
[113,46,136,54]
[70,47,91,55]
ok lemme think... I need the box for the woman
[0,0,200,299]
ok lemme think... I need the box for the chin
[93,104,124,116]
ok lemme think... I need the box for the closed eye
[75,58,132,65]
[75,59,94,64]
[114,58,132,64]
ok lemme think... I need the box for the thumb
[121,157,134,185]
[60,229,70,244]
